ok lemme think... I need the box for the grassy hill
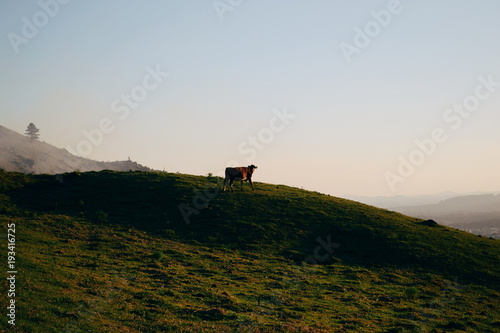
[1,170,499,332]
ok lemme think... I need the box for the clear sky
[1,0,500,197]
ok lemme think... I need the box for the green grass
[1,170,499,332]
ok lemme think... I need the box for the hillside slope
[0,125,152,174]
[1,171,499,332]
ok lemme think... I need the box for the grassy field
[1,170,499,332]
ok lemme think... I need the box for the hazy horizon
[2,1,500,197]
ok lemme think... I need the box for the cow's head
[249,165,258,170]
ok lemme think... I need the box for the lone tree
[25,123,40,142]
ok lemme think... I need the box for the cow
[223,165,258,192]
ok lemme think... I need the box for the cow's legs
[223,176,229,192]
[249,179,255,191]
[229,179,235,193]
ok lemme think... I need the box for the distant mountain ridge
[346,190,500,238]
[397,194,500,215]
[345,192,460,209]
[0,125,152,174]
[393,194,500,239]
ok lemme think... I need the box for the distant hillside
[396,194,500,215]
[394,194,500,238]
[346,192,460,209]
[347,192,500,209]
[1,170,499,332]
[0,125,152,174]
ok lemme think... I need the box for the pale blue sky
[1,0,500,196]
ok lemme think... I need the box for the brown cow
[223,165,258,192]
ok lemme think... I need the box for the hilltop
[0,125,152,174]
[1,170,499,332]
